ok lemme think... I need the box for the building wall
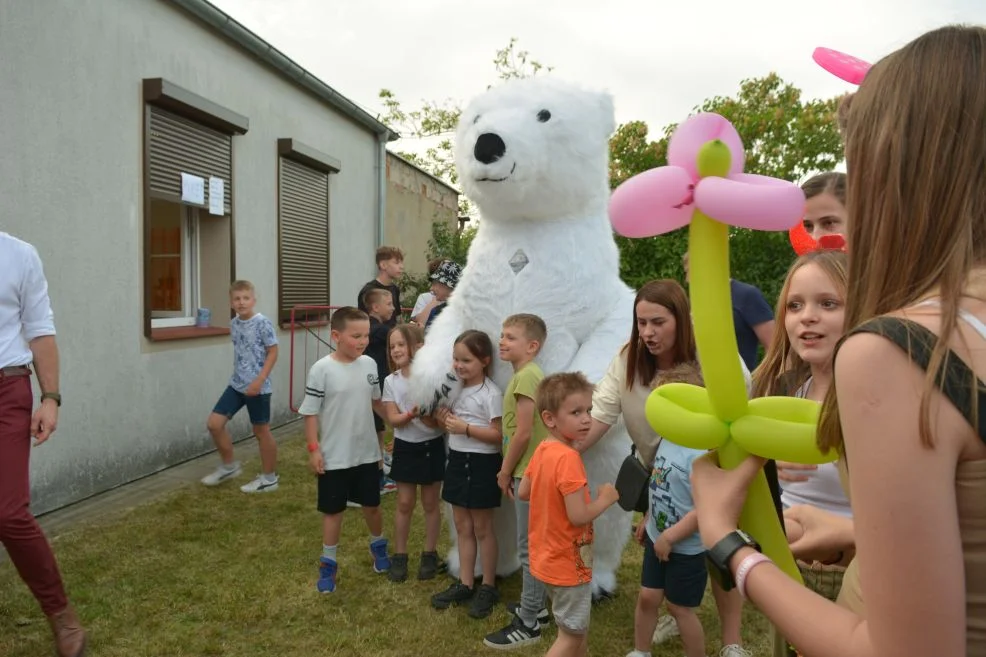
[385,154,459,276]
[0,0,382,514]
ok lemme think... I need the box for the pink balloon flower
[609,113,806,238]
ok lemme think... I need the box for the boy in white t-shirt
[299,307,392,593]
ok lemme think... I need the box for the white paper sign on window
[180,173,205,205]
[208,177,225,216]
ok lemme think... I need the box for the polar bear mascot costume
[410,76,635,599]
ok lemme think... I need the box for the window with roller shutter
[276,138,342,324]
[142,78,248,340]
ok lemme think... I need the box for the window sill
[150,326,230,341]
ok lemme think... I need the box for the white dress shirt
[0,232,56,368]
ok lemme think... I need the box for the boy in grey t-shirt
[299,306,393,593]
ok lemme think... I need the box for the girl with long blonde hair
[690,25,986,656]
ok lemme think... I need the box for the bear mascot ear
[596,91,616,138]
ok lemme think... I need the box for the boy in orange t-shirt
[518,372,620,657]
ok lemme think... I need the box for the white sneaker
[720,645,752,657]
[652,615,680,644]
[201,463,242,486]
[346,500,362,508]
[240,474,279,493]
[625,651,652,657]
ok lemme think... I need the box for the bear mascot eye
[537,109,551,123]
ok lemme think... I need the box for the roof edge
[168,0,399,141]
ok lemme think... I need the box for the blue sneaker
[317,557,337,593]
[370,538,391,573]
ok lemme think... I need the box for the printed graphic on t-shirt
[650,455,682,531]
[229,314,278,394]
[575,533,593,583]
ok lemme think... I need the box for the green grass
[0,434,771,656]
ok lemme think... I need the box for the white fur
[410,77,635,595]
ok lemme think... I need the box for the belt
[0,365,31,378]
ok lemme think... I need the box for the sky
[209,0,984,161]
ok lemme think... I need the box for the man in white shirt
[0,232,86,656]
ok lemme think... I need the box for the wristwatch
[706,529,760,592]
[41,392,62,407]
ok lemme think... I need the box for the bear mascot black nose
[474,133,506,164]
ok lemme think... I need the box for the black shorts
[441,449,502,509]
[389,436,446,485]
[317,462,381,515]
[641,535,708,608]
[212,386,271,425]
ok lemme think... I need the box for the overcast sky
[210,0,983,156]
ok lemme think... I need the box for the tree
[378,38,552,213]
[612,73,844,305]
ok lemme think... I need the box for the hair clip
[789,223,847,256]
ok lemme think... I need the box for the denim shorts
[641,534,708,608]
[212,386,271,425]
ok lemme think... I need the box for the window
[149,200,199,327]
[277,138,341,324]
[142,78,248,339]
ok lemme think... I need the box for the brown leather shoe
[47,605,87,657]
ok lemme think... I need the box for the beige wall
[0,0,382,514]
[385,153,459,275]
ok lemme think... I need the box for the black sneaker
[417,551,448,580]
[483,613,541,650]
[388,553,409,583]
[506,601,551,628]
[468,583,500,619]
[431,581,475,610]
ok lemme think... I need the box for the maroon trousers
[0,374,67,615]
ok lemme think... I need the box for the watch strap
[41,392,61,406]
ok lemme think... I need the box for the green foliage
[428,220,478,265]
[610,73,844,306]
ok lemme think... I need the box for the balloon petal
[653,383,717,414]
[645,388,730,450]
[813,47,871,86]
[668,113,745,180]
[694,175,806,231]
[731,415,838,464]
[609,166,695,237]
[747,396,821,424]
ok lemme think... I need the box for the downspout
[377,131,389,247]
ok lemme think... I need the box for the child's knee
[421,494,440,514]
[396,494,416,515]
[667,601,698,620]
[636,586,663,611]
[206,413,226,434]
[471,511,494,537]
